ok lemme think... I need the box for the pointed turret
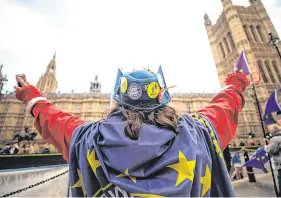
[221,0,233,10]
[36,53,58,94]
[204,13,212,27]
[46,52,56,74]
[90,75,101,93]
[0,65,3,80]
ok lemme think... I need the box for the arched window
[223,37,230,53]
[257,60,268,83]
[250,25,258,42]
[219,42,226,58]
[265,60,276,83]
[227,32,235,48]
[256,25,265,42]
[272,60,281,83]
[243,25,252,41]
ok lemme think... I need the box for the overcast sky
[0,0,280,94]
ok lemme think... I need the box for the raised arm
[15,84,85,162]
[197,72,250,150]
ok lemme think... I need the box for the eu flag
[235,50,251,75]
[263,89,281,124]
[68,112,235,197]
[243,147,269,173]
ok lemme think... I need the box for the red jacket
[19,73,249,162]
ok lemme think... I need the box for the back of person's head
[271,125,281,135]
[106,67,179,140]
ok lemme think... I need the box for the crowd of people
[221,125,281,195]
[0,142,35,155]
[0,126,39,155]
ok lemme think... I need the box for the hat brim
[113,91,171,111]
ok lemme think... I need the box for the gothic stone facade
[0,55,218,153]
[2,0,280,152]
[204,0,281,144]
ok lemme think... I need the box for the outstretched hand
[13,75,44,106]
[13,76,31,93]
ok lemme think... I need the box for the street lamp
[0,65,8,101]
[248,79,266,138]
[186,103,191,114]
[268,33,281,60]
[249,75,279,195]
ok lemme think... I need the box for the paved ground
[233,174,276,197]
[0,165,278,197]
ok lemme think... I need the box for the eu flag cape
[69,111,235,197]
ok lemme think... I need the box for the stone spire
[36,53,58,94]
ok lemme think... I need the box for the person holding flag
[14,53,250,197]
[265,126,281,196]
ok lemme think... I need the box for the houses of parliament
[0,0,280,153]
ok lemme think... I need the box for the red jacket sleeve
[197,73,250,150]
[32,101,86,162]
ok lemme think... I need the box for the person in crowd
[10,143,20,154]
[223,145,232,175]
[14,67,249,197]
[231,151,243,180]
[24,126,30,134]
[265,125,281,196]
[2,143,11,155]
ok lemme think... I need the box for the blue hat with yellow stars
[112,66,172,111]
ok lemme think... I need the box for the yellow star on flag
[167,150,196,187]
[87,149,101,175]
[117,168,137,183]
[71,169,86,197]
[200,165,211,197]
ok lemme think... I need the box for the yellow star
[200,165,211,197]
[87,149,101,175]
[167,150,196,187]
[117,168,137,183]
[71,169,86,197]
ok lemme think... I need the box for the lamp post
[0,65,8,101]
[268,33,281,61]
[249,75,278,195]
[186,103,191,114]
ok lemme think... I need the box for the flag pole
[250,74,278,197]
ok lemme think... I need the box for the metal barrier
[0,170,69,197]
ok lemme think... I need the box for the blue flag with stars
[69,111,235,197]
[235,50,251,75]
[243,147,269,173]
